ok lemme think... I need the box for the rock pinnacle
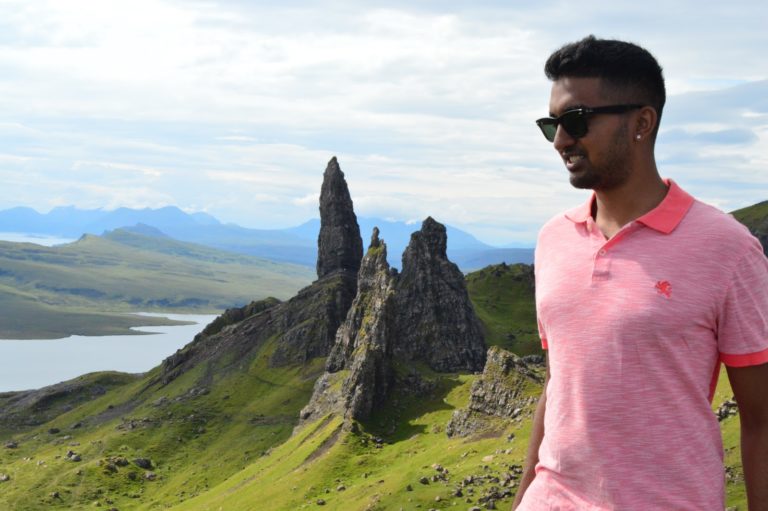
[316,157,363,279]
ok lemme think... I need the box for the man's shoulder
[537,209,577,240]
[683,199,758,250]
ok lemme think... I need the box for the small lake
[0,313,219,392]
[0,232,77,246]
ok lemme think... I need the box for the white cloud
[292,193,319,207]
[72,160,166,178]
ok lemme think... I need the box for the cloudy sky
[1,0,766,246]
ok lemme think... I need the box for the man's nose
[553,124,576,152]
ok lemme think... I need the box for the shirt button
[598,249,607,256]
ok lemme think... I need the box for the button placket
[592,241,612,281]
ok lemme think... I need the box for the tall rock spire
[316,157,363,279]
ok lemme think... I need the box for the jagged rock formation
[300,218,487,426]
[300,228,396,423]
[317,156,363,278]
[154,158,361,385]
[393,217,486,372]
[446,346,543,438]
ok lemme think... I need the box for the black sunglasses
[535,104,644,142]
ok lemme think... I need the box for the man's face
[548,77,633,191]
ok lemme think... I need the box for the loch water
[0,313,218,392]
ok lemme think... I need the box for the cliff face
[155,157,361,384]
[301,218,487,426]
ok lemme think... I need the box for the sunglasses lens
[560,111,588,139]
[536,119,558,142]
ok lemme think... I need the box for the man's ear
[634,106,658,141]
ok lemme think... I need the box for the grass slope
[169,369,540,511]
[466,263,541,356]
[0,231,313,338]
[731,200,768,226]
[731,200,768,255]
[0,336,325,510]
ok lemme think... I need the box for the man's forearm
[512,377,547,510]
[742,421,768,511]
[727,363,768,511]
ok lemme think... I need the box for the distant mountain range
[0,206,534,270]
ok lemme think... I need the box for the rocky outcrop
[301,218,487,427]
[316,157,363,279]
[446,346,542,438]
[154,158,361,385]
[0,372,141,432]
[199,297,282,338]
[300,228,396,423]
[393,217,486,372]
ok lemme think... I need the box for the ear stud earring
[636,134,642,140]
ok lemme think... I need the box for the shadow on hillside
[363,374,464,444]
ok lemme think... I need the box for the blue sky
[0,0,766,246]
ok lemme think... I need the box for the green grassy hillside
[169,371,538,511]
[0,336,325,510]
[466,263,541,356]
[732,200,768,255]
[0,231,314,338]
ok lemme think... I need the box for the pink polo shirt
[520,180,768,510]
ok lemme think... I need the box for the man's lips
[563,153,586,172]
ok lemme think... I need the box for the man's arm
[726,362,768,511]
[511,355,549,510]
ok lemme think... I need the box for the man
[512,36,768,510]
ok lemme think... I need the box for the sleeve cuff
[720,346,768,367]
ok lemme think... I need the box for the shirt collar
[564,179,695,234]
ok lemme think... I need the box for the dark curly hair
[545,35,666,135]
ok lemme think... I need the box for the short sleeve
[718,237,768,367]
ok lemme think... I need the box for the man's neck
[593,171,668,239]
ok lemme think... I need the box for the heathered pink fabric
[519,180,768,510]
